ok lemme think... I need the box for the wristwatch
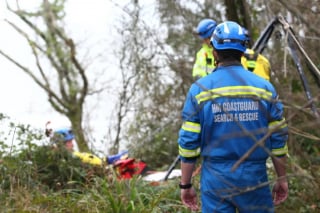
[179,183,192,189]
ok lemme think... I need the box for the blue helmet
[53,128,74,143]
[242,27,251,43]
[242,27,251,48]
[196,19,217,39]
[210,21,247,52]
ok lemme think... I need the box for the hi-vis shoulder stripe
[269,118,287,130]
[179,146,201,158]
[195,86,272,104]
[182,121,201,133]
[272,144,288,156]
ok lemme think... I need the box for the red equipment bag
[114,158,148,179]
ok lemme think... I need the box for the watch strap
[179,183,192,189]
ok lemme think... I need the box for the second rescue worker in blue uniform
[178,21,289,212]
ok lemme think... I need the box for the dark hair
[215,49,243,62]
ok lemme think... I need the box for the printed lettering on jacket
[212,101,259,122]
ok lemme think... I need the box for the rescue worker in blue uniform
[178,21,289,212]
[192,19,217,79]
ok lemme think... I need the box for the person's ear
[212,49,219,66]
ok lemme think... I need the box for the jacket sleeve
[178,85,202,163]
[268,90,289,157]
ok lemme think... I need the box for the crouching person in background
[45,125,147,179]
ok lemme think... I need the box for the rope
[278,15,320,80]
[283,28,289,78]
[281,15,290,78]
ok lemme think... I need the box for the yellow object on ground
[73,151,103,166]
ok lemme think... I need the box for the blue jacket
[178,64,288,163]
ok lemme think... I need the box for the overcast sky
[0,0,125,153]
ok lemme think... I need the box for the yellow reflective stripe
[272,144,288,156]
[179,146,200,158]
[269,118,287,130]
[182,121,201,133]
[195,86,273,104]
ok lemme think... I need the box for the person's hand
[272,178,288,205]
[181,187,199,211]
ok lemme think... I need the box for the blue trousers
[201,159,274,213]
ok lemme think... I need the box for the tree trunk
[224,0,240,23]
[69,111,89,152]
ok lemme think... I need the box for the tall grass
[0,119,319,212]
[0,144,194,213]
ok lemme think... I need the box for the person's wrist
[179,182,192,189]
[277,175,287,182]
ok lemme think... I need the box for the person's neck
[218,60,241,67]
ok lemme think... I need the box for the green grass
[1,144,319,212]
[0,145,195,213]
